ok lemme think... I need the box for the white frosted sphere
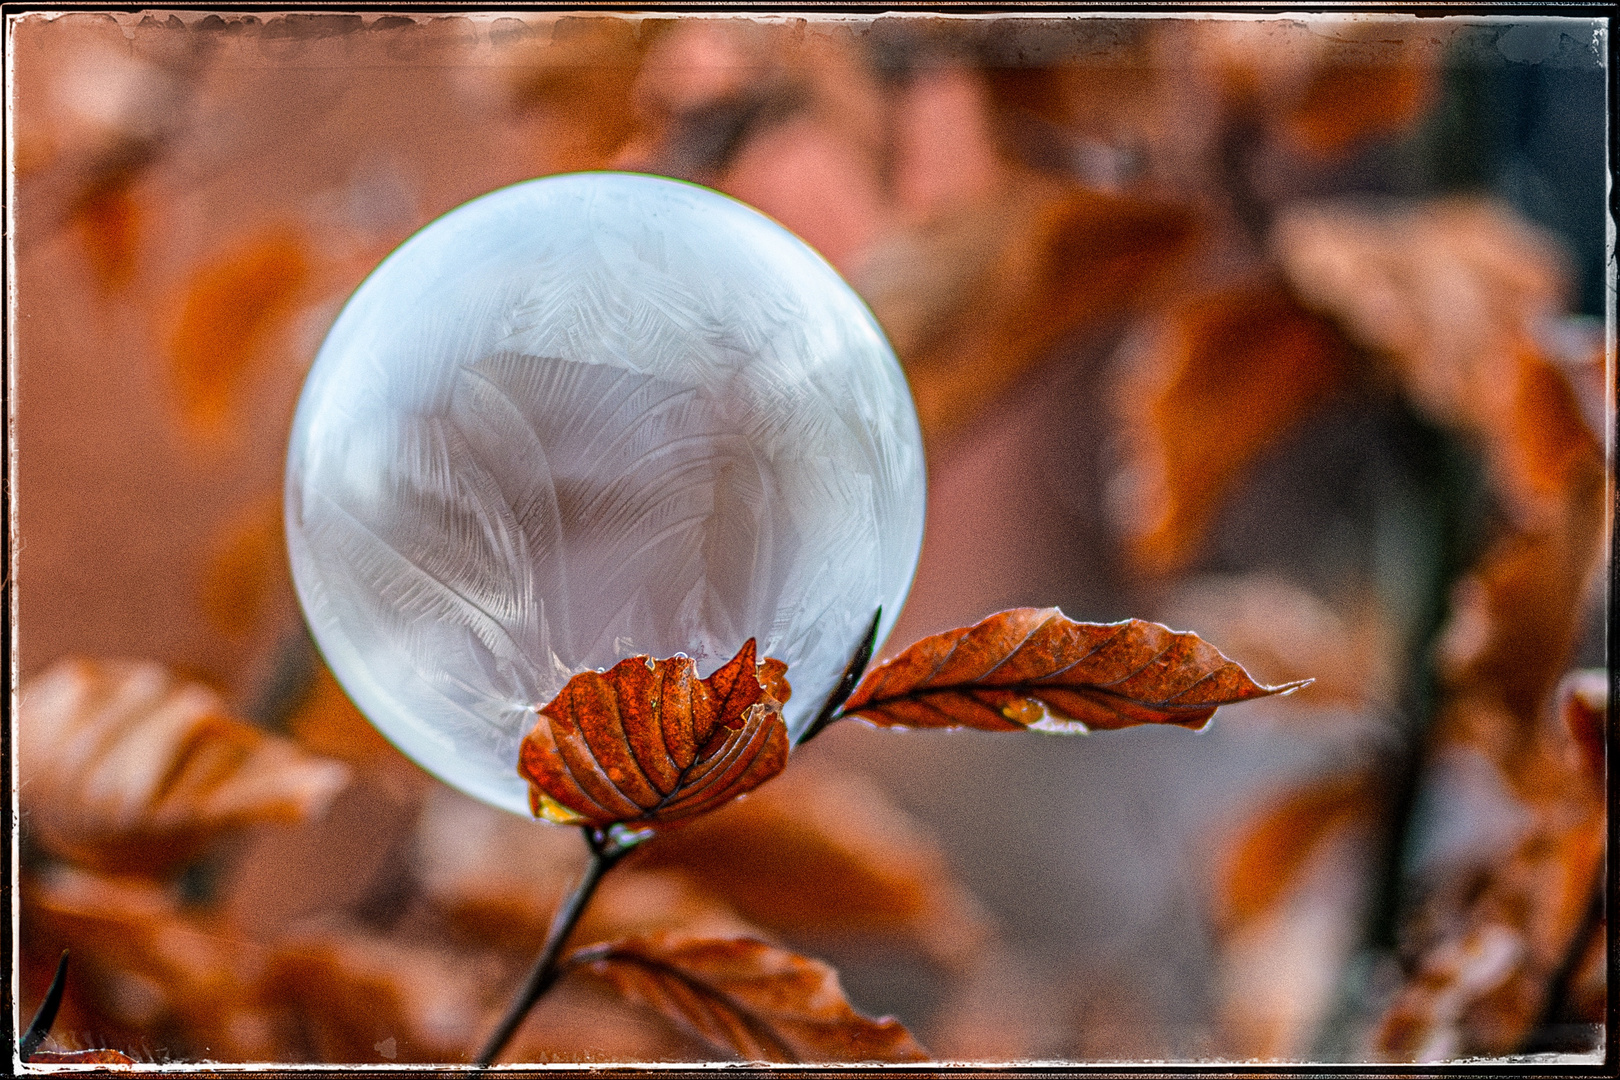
[285,173,926,816]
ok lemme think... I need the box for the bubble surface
[285,173,926,815]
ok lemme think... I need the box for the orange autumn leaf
[630,755,991,968]
[1284,53,1434,158]
[519,639,791,827]
[1117,282,1349,576]
[168,225,310,438]
[840,607,1308,733]
[23,867,280,1062]
[18,659,352,875]
[1215,771,1378,931]
[860,175,1198,443]
[198,491,288,638]
[69,169,143,293]
[568,934,928,1063]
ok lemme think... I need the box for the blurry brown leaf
[506,15,648,172]
[19,659,351,875]
[841,607,1307,733]
[1115,282,1349,575]
[1215,771,1378,931]
[1284,54,1433,158]
[1562,915,1606,1026]
[1161,575,1397,717]
[859,176,1197,442]
[198,492,287,638]
[1555,670,1606,786]
[519,639,791,827]
[1272,199,1571,461]
[266,932,501,1063]
[1374,813,1604,1060]
[1376,667,1607,1060]
[414,788,759,954]
[630,754,990,968]
[569,934,928,1062]
[168,225,310,439]
[23,867,280,1061]
[28,1048,139,1065]
[1209,767,1378,1059]
[69,169,143,292]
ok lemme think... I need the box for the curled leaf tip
[839,607,1311,734]
[520,641,792,828]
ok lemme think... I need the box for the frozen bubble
[285,173,926,816]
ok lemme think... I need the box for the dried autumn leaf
[519,639,790,827]
[168,225,310,439]
[858,174,1197,442]
[1374,809,1604,1061]
[1114,282,1349,576]
[23,867,279,1062]
[416,786,760,955]
[1376,667,1607,1060]
[569,934,928,1063]
[840,607,1307,733]
[630,754,990,968]
[266,932,505,1063]
[19,658,352,875]
[1215,770,1379,931]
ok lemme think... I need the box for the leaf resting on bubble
[519,640,791,826]
[568,934,928,1063]
[841,607,1309,733]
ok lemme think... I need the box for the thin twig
[20,951,70,1060]
[474,828,631,1066]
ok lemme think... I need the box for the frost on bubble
[285,174,926,815]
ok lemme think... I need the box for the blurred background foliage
[10,11,1610,1064]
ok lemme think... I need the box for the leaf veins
[840,607,1309,733]
[519,640,791,826]
[568,934,928,1063]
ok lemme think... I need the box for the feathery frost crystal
[285,173,926,815]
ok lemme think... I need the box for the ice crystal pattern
[286,174,926,815]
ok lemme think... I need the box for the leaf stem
[474,827,634,1066]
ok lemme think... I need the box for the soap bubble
[285,173,926,816]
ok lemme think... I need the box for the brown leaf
[23,867,280,1061]
[569,934,928,1063]
[265,932,502,1063]
[1215,771,1379,931]
[1375,669,1607,1060]
[168,225,311,439]
[198,491,288,638]
[858,175,1198,443]
[629,754,990,967]
[28,1048,138,1065]
[1284,50,1435,158]
[841,607,1307,733]
[415,788,761,955]
[19,659,352,875]
[1374,810,1604,1060]
[69,168,143,293]
[519,640,791,827]
[505,16,648,172]
[1114,282,1349,575]
[1555,670,1607,787]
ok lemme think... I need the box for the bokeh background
[10,10,1611,1065]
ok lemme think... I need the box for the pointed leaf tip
[520,642,792,827]
[839,608,1309,733]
